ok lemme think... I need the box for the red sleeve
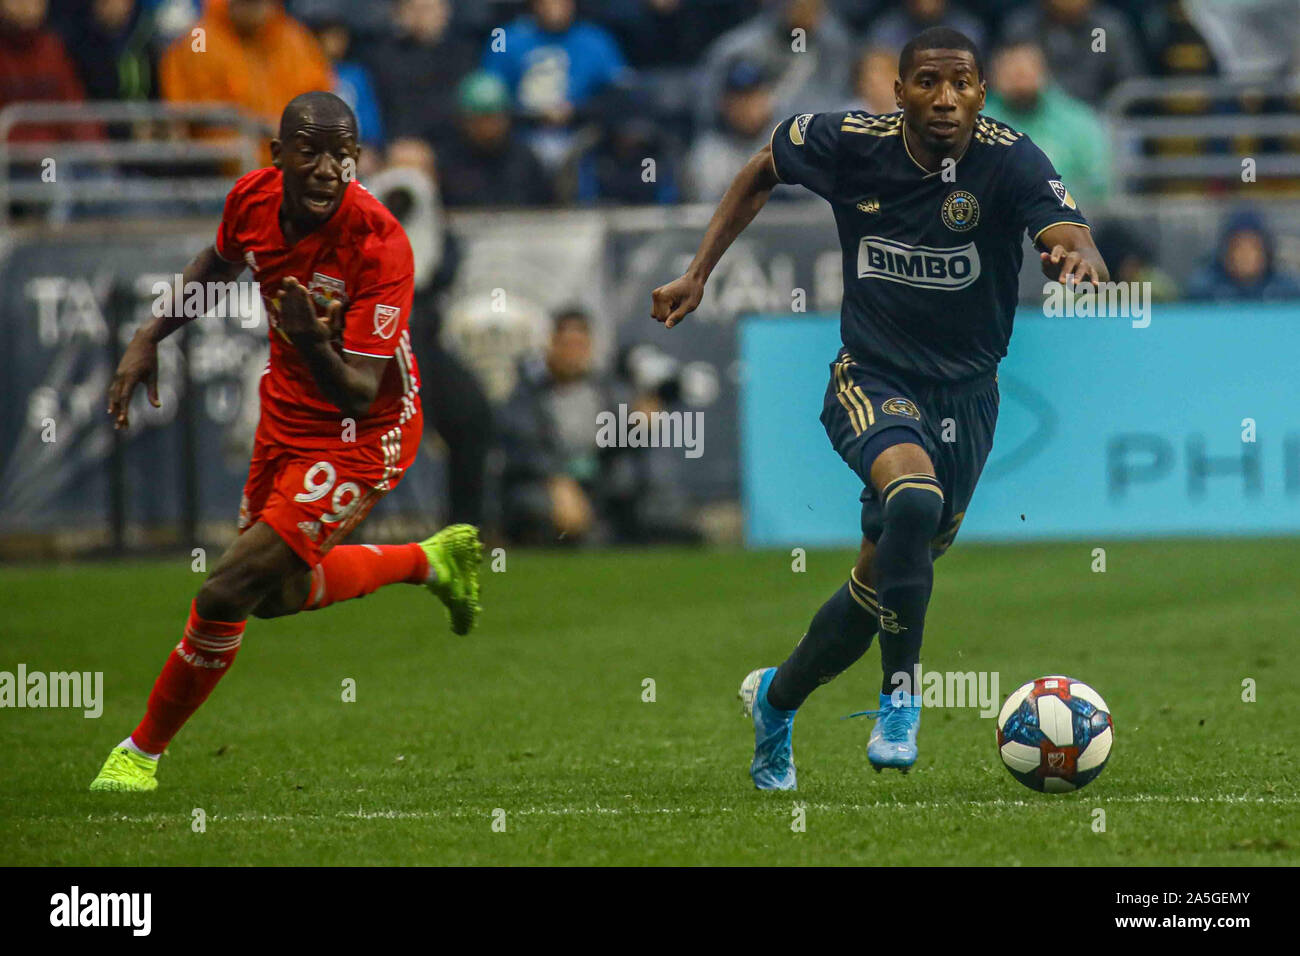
[342,227,414,359]
[214,172,261,263]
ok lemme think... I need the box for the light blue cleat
[739,667,797,790]
[856,693,922,773]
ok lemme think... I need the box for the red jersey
[214,167,420,449]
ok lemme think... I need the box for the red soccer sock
[130,601,245,756]
[300,543,428,611]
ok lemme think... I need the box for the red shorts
[238,415,422,565]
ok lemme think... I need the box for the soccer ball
[996,676,1113,793]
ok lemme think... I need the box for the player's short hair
[278,91,358,141]
[899,27,984,83]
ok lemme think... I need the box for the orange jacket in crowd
[160,0,332,163]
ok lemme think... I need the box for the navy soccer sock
[767,570,880,711]
[872,475,944,697]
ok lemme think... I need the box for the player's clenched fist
[278,276,341,347]
[106,329,160,430]
[651,273,705,329]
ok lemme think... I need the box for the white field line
[47,792,1300,826]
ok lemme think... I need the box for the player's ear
[270,138,282,169]
[894,77,903,110]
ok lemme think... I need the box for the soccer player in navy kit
[651,28,1108,788]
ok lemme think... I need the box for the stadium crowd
[1,1,1294,208]
[6,0,1292,286]
[5,0,1296,202]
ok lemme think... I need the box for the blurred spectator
[368,163,492,527]
[57,0,167,210]
[385,136,436,181]
[159,0,332,157]
[482,0,629,170]
[697,0,855,133]
[1,0,102,221]
[288,0,389,38]
[582,108,680,204]
[0,0,92,141]
[985,40,1111,210]
[1001,0,1145,104]
[846,45,900,114]
[867,0,987,54]
[1139,0,1216,77]
[686,59,777,202]
[303,13,385,159]
[1185,208,1300,301]
[140,0,201,43]
[359,0,474,151]
[827,0,889,34]
[593,0,753,69]
[605,343,704,544]
[1092,220,1180,301]
[59,0,159,101]
[434,70,553,209]
[498,308,615,545]
[498,306,698,545]
[1182,0,1296,80]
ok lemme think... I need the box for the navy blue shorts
[819,349,999,557]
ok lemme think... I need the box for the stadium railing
[0,101,269,228]
[1104,75,1300,196]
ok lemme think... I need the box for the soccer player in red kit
[90,92,482,792]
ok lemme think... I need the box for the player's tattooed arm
[107,245,245,429]
[278,277,386,419]
[651,144,781,329]
[1038,223,1109,286]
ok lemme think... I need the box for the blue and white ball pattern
[996,676,1113,793]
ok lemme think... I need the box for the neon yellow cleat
[89,746,159,792]
[419,524,483,635]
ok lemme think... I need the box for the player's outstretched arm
[651,144,781,329]
[1038,223,1109,286]
[107,245,245,429]
[278,277,386,420]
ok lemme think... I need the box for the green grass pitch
[2,538,1297,866]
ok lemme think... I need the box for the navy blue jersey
[770,110,1089,382]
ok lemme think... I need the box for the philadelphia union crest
[881,397,922,420]
[941,190,980,232]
